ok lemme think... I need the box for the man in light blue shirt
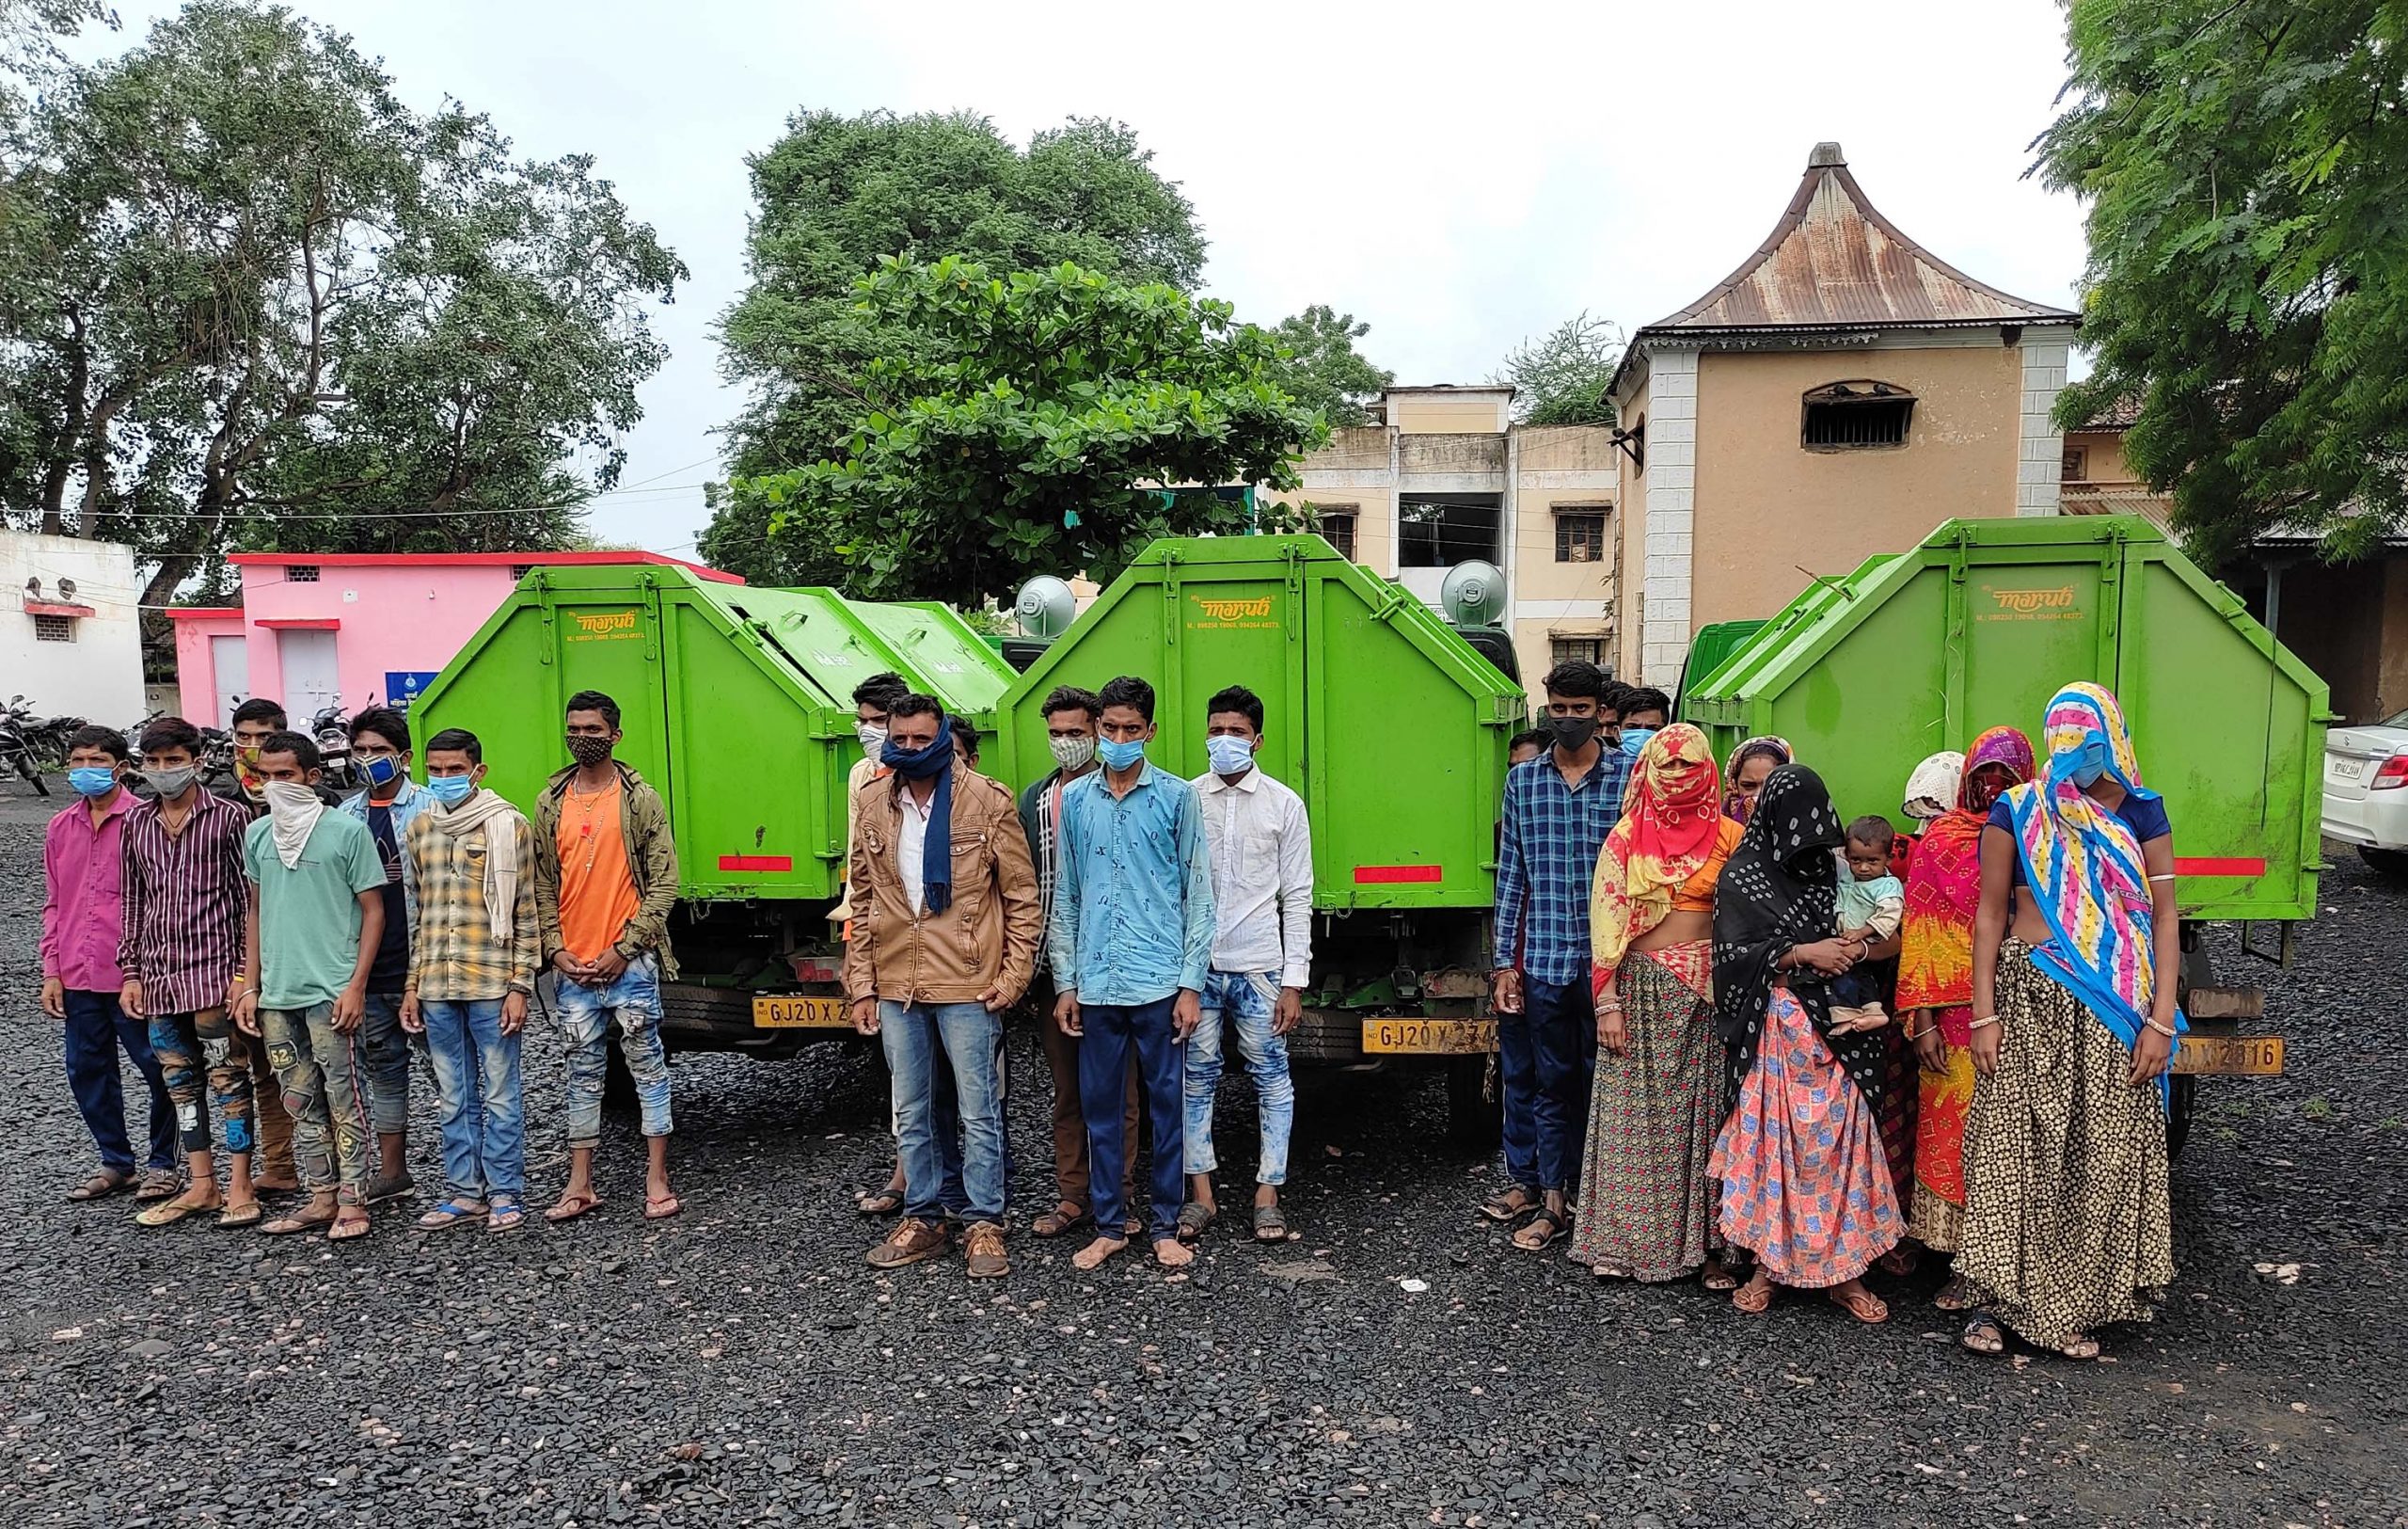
[1049,675,1214,1273]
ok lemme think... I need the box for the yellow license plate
[751,995,848,1028]
[2172,1035,2283,1075]
[1361,1017,1497,1055]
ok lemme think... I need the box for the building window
[1801,381,1915,450]
[509,563,536,581]
[1399,494,1500,568]
[1554,508,1608,564]
[33,613,75,643]
[2062,447,2089,482]
[1312,505,1358,561]
[286,564,321,582]
[1550,636,1607,669]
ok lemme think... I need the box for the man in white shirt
[1180,684,1311,1244]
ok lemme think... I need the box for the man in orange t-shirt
[531,690,682,1223]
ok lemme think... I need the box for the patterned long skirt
[1569,946,1719,1282]
[1956,940,2174,1349]
[1909,1005,1976,1251]
[1876,1027,1919,1216]
[1709,987,1904,1287]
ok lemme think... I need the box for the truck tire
[1446,1055,1499,1149]
[2360,846,2408,882]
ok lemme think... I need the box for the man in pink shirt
[40,725,178,1202]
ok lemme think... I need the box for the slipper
[1933,1274,1981,1313]
[326,1209,372,1243]
[416,1199,488,1231]
[643,1192,683,1221]
[135,1168,182,1202]
[1829,1286,1889,1325]
[1701,1261,1742,1293]
[67,1169,134,1202]
[1252,1203,1288,1243]
[1732,1278,1774,1315]
[1510,1208,1568,1252]
[135,1197,218,1229]
[261,1209,337,1236]
[1031,1202,1088,1238]
[544,1192,603,1224]
[1479,1186,1541,1222]
[1960,1314,2008,1356]
[364,1172,417,1207]
[487,1196,527,1234]
[1878,1246,1918,1278]
[1174,1202,1215,1245]
[214,1201,263,1230]
[856,1187,905,1217]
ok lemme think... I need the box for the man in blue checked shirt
[1484,660,1630,1252]
[1048,675,1215,1275]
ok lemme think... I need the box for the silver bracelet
[2143,1016,2178,1038]
[1968,1013,2002,1030]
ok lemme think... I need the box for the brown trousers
[249,1038,296,1182]
[1034,981,1140,1214]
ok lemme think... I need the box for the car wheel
[2359,846,2408,882]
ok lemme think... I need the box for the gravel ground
[0,786,2400,1528]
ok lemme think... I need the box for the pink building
[168,551,738,727]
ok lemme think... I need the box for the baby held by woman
[1830,815,1904,1034]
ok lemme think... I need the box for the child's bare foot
[1070,1234,1128,1271]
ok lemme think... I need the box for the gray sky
[87,1,2092,557]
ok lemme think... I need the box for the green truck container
[412,561,1017,1054]
[1680,516,2325,1123]
[998,534,1523,1132]
[1673,618,1768,710]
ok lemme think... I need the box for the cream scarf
[433,788,522,941]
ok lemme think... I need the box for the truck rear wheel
[1446,1055,1499,1149]
[2360,846,2408,882]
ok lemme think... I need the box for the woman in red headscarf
[1572,725,1745,1287]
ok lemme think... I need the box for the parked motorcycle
[311,700,358,791]
[1,695,51,796]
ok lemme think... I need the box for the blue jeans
[1184,971,1293,1186]
[556,955,673,1144]
[1080,996,1186,1241]
[62,990,175,1174]
[420,998,526,1200]
[1497,977,1593,1192]
[359,991,413,1137]
[880,1001,1006,1224]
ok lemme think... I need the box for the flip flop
[1252,1203,1288,1243]
[545,1192,604,1224]
[326,1209,372,1243]
[214,1201,263,1230]
[1829,1286,1889,1325]
[1732,1278,1775,1315]
[67,1169,134,1202]
[856,1187,904,1217]
[1175,1202,1215,1245]
[416,1199,488,1231]
[1960,1314,2008,1356]
[487,1196,527,1234]
[261,1209,337,1236]
[134,1198,218,1229]
[643,1192,683,1221]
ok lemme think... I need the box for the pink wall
[168,611,246,723]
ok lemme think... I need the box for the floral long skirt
[1569,946,1719,1282]
[1709,987,1903,1287]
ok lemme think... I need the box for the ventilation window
[1550,636,1606,668]
[1801,381,1914,450]
[1554,508,1608,564]
[509,564,535,581]
[33,613,75,642]
[2061,448,2089,482]
[286,565,321,582]
[1314,505,1358,560]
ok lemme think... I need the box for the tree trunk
[135,552,202,680]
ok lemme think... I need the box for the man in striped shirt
[119,718,270,1230]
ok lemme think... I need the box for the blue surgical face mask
[425,772,476,806]
[2067,734,2111,788]
[1205,735,1256,776]
[1097,737,1147,772]
[69,766,119,798]
[359,755,401,789]
[2071,761,2108,788]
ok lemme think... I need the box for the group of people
[1485,663,2182,1360]
[39,693,684,1238]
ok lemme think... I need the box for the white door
[210,634,250,725]
[277,629,340,721]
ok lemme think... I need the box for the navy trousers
[1078,996,1186,1241]
[62,989,176,1175]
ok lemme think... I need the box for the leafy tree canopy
[0,0,685,619]
[2038,0,2408,567]
[726,257,1327,608]
[1266,304,1394,428]
[1494,311,1623,427]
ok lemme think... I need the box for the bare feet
[1071,1234,1128,1271]
[1152,1237,1195,1269]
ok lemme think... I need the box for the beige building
[1610,142,2082,683]
[1292,385,1621,686]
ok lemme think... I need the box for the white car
[2322,709,2408,877]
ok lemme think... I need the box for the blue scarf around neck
[881,719,956,915]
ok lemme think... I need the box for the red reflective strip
[1354,865,1442,884]
[718,854,792,872]
[2174,856,2265,877]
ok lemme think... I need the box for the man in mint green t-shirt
[232,733,388,1241]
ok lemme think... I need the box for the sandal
[1732,1276,1775,1315]
[135,1195,219,1229]
[544,1191,603,1224]
[416,1199,488,1231]
[1829,1285,1889,1325]
[1510,1208,1568,1252]
[261,1207,337,1237]
[1932,1274,1980,1313]
[67,1169,134,1202]
[1960,1315,2008,1355]
[1878,1246,1918,1278]
[643,1192,683,1221]
[1031,1202,1088,1238]
[856,1187,905,1217]
[1701,1259,1742,1293]
[1480,1185,1541,1222]
[1175,1202,1216,1245]
[135,1168,182,1202]
[326,1207,372,1243]
[214,1200,263,1230]
[487,1196,526,1234]
[1252,1203,1288,1243]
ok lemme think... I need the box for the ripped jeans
[149,1008,260,1156]
[261,1002,373,1202]
[556,955,673,1146]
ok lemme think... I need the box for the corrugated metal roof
[1639,143,2076,335]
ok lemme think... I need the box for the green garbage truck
[1680,515,2326,1139]
[996,534,1522,1136]
[410,561,1018,1057]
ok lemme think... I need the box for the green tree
[729,257,1326,608]
[0,0,685,619]
[2037,0,2408,566]
[1267,304,1394,428]
[1495,311,1623,426]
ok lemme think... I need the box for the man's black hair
[139,717,202,758]
[349,706,412,754]
[953,718,981,761]
[258,729,320,772]
[68,724,130,762]
[887,693,945,724]
[1508,727,1554,756]
[1601,679,1636,717]
[230,698,288,729]
[1540,660,1606,702]
[1205,684,1265,733]
[564,690,621,728]
[1040,684,1101,723]
[1619,686,1672,721]
[1097,675,1156,723]
[852,672,909,709]
[1846,814,1896,852]
[425,727,483,765]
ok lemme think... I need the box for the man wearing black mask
[1482,661,1628,1251]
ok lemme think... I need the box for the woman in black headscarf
[1708,766,1905,1322]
